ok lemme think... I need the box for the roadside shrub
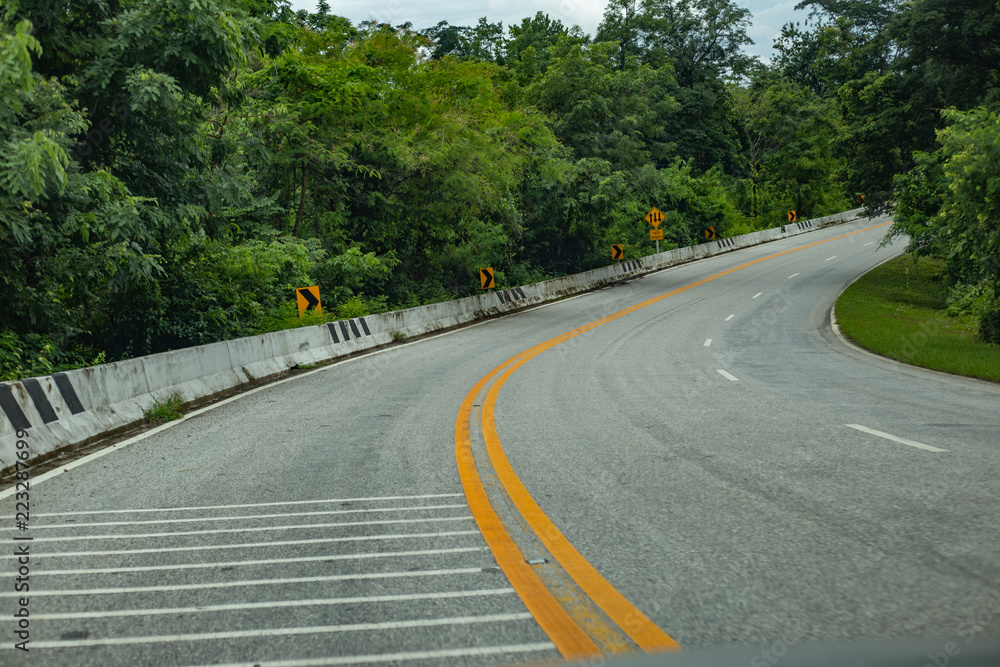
[947,281,1000,344]
[979,303,1000,345]
[0,330,105,381]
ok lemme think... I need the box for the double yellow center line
[454,222,891,660]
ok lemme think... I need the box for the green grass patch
[145,392,184,424]
[836,255,1000,383]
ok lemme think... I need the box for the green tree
[891,107,1000,342]
[596,0,643,69]
[525,38,677,171]
[505,12,584,71]
[0,18,161,371]
[422,18,506,62]
[730,77,845,224]
[596,0,754,171]
[774,0,899,98]
[792,0,1000,208]
[637,0,756,83]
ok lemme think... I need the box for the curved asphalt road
[3,216,999,666]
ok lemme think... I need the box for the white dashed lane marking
[845,424,947,453]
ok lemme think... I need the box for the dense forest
[1,0,998,380]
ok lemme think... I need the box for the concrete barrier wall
[0,208,864,470]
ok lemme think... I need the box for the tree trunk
[293,164,307,237]
[556,221,564,264]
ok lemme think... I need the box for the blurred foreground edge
[510,637,1000,667]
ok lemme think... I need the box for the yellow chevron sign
[296,286,322,317]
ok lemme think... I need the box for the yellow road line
[457,222,892,658]
[456,358,603,660]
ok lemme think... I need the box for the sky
[285,0,811,60]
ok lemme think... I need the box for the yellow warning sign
[704,227,716,240]
[644,207,664,228]
[296,286,322,317]
[611,244,624,260]
[650,229,664,241]
[480,267,495,289]
[787,210,797,223]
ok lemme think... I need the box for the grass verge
[145,392,184,424]
[836,255,1000,383]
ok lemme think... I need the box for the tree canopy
[2,0,997,379]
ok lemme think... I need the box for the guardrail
[0,208,864,471]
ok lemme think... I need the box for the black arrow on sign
[480,269,494,289]
[297,287,320,311]
[612,244,623,260]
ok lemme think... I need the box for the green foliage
[0,331,105,382]
[595,0,753,171]
[777,0,1000,206]
[892,107,1000,342]
[597,0,755,81]
[145,392,184,425]
[2,1,931,380]
[95,235,315,357]
[524,39,677,169]
[837,255,1000,382]
[774,0,898,98]
[948,281,1000,342]
[334,295,389,320]
[730,77,847,224]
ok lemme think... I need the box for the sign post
[645,207,664,253]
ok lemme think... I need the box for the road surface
[3,216,999,665]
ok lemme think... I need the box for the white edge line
[825,256,837,261]
[752,292,763,299]
[187,642,557,667]
[1,588,517,622]
[1,504,467,530]
[2,494,465,519]
[844,424,947,452]
[2,612,534,649]
[35,546,488,576]
[0,567,488,597]
[788,273,800,279]
[0,530,481,559]
[716,369,740,382]
[725,314,735,321]
[19,516,475,544]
